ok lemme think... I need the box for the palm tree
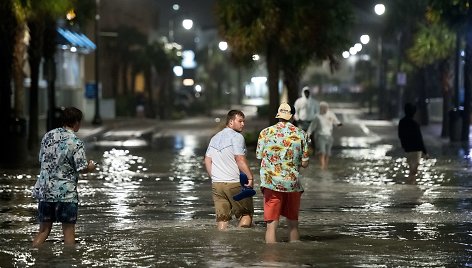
[149,40,181,119]
[407,22,455,137]
[25,0,72,150]
[0,0,17,122]
[0,0,20,166]
[216,0,284,124]
[12,0,28,120]
[429,0,472,141]
[279,0,353,105]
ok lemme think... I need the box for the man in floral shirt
[256,103,309,243]
[32,107,96,247]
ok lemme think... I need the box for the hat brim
[275,113,292,120]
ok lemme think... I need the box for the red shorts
[263,188,302,221]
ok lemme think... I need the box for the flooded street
[1,116,472,267]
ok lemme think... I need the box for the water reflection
[97,149,146,227]
[3,119,472,267]
[170,134,208,221]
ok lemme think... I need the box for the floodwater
[1,120,472,267]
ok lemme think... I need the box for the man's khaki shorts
[212,182,254,222]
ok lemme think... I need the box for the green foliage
[216,0,354,122]
[216,0,353,67]
[243,130,259,147]
[429,0,469,29]
[407,22,455,66]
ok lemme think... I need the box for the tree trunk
[27,18,45,151]
[418,68,429,125]
[145,67,155,118]
[0,0,15,122]
[266,42,280,125]
[283,63,301,106]
[0,0,20,166]
[13,23,27,118]
[43,16,57,131]
[462,12,472,142]
[440,60,452,138]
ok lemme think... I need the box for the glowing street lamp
[374,4,385,16]
[182,19,193,30]
[218,41,228,51]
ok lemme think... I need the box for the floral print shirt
[32,128,88,203]
[256,122,309,192]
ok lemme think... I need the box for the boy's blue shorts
[38,202,78,224]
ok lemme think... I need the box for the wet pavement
[1,106,472,267]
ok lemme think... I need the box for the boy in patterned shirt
[32,107,96,247]
[256,103,309,243]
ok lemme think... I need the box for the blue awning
[57,27,96,52]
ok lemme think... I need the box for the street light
[374,3,386,119]
[182,19,193,30]
[360,34,370,45]
[218,41,228,51]
[374,4,385,16]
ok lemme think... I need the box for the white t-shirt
[294,96,319,121]
[308,111,340,136]
[205,127,246,183]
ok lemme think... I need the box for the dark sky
[154,0,217,32]
[153,0,381,33]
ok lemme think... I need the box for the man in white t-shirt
[204,110,254,230]
[294,87,319,131]
[307,101,342,170]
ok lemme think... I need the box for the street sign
[396,72,407,86]
[85,83,97,99]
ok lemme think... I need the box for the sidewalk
[78,107,469,152]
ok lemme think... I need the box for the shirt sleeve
[73,139,88,172]
[232,133,246,156]
[301,131,310,162]
[330,112,341,125]
[256,130,265,159]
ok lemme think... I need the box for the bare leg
[32,222,53,247]
[407,164,418,184]
[238,215,253,228]
[319,154,327,170]
[287,220,300,242]
[265,220,279,243]
[217,221,229,231]
[324,155,330,170]
[62,223,76,245]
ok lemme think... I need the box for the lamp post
[92,0,102,125]
[374,3,385,119]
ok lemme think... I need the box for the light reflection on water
[169,135,208,221]
[338,144,448,187]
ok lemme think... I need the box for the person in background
[398,102,428,184]
[256,103,309,243]
[307,101,342,170]
[294,87,319,131]
[32,107,96,247]
[204,110,254,230]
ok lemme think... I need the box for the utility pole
[93,0,102,125]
